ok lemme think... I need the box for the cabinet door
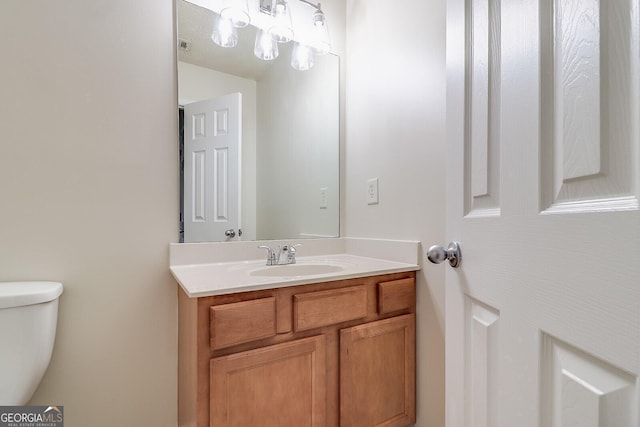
[210,335,326,427]
[340,314,415,427]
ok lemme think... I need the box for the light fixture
[212,0,332,70]
[211,13,238,48]
[220,0,251,28]
[254,29,279,60]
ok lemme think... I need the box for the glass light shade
[291,42,314,71]
[254,29,279,60]
[268,0,294,43]
[308,22,331,55]
[211,15,238,48]
[220,0,251,28]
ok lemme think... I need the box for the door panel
[465,298,499,427]
[210,335,326,426]
[466,0,502,216]
[446,0,640,426]
[540,0,638,211]
[541,334,637,426]
[340,314,416,427]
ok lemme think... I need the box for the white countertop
[171,254,419,298]
[170,238,421,298]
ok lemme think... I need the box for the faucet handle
[283,243,302,252]
[279,243,302,264]
[280,243,302,254]
[258,245,277,265]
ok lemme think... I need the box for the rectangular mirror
[177,0,340,242]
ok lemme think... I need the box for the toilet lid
[0,281,63,309]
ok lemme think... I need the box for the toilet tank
[0,281,63,405]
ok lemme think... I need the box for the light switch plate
[320,187,328,209]
[367,178,379,205]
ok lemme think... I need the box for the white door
[444,1,640,426]
[184,93,242,242]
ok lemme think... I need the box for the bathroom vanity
[172,238,420,427]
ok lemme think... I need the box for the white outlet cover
[367,178,379,205]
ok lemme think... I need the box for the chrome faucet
[258,245,277,266]
[258,244,302,266]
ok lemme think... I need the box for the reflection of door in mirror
[182,93,242,243]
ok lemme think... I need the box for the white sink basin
[249,263,345,277]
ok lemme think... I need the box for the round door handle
[224,229,236,238]
[427,242,461,268]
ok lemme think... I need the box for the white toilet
[0,281,63,405]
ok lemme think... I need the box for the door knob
[224,229,236,238]
[427,242,461,268]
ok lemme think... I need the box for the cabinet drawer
[210,297,276,350]
[293,285,368,332]
[378,278,415,314]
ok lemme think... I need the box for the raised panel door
[340,314,416,427]
[209,335,326,427]
[446,0,640,426]
[184,93,242,243]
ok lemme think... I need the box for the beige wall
[0,1,178,426]
[344,0,447,426]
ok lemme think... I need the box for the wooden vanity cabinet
[178,272,416,427]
